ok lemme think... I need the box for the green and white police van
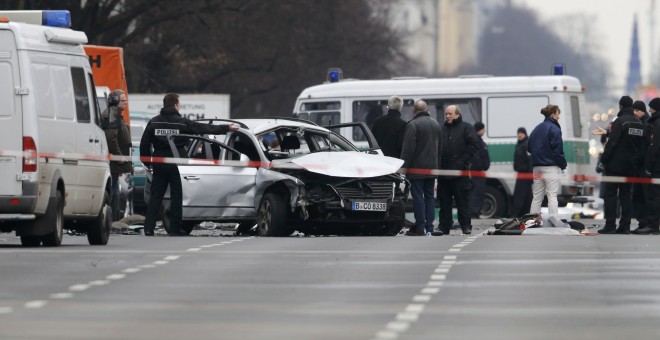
[293,74,594,218]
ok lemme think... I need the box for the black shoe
[405,228,425,236]
[461,227,472,235]
[144,230,154,236]
[598,227,617,234]
[631,226,660,235]
[168,229,189,236]
[431,231,444,236]
[615,227,630,234]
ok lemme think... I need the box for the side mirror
[239,154,250,163]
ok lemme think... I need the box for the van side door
[0,30,23,198]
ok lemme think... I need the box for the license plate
[352,201,386,211]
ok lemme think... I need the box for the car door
[0,30,22,198]
[172,134,258,220]
[326,122,381,154]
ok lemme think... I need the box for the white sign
[129,94,230,120]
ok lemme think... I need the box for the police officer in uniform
[139,93,238,236]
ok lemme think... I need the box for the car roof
[235,118,330,135]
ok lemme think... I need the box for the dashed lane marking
[49,293,74,299]
[0,307,13,314]
[24,300,47,309]
[68,284,90,292]
[106,274,126,280]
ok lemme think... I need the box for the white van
[293,75,594,217]
[0,11,112,246]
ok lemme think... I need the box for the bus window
[425,98,482,125]
[296,101,340,128]
[570,96,581,137]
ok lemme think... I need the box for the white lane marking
[89,280,110,286]
[374,330,399,339]
[164,255,180,261]
[427,281,445,287]
[106,274,126,280]
[213,243,224,246]
[153,260,169,265]
[220,242,232,244]
[453,244,467,248]
[200,245,215,248]
[448,248,461,252]
[405,304,425,313]
[434,268,450,273]
[140,264,157,269]
[50,293,74,299]
[187,248,201,252]
[444,255,457,260]
[122,268,141,273]
[412,295,431,302]
[69,284,90,292]
[441,260,456,265]
[24,300,47,309]
[386,321,410,332]
[396,311,420,322]
[421,287,440,295]
[0,307,13,314]
[430,274,446,280]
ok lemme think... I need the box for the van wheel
[482,186,507,218]
[257,192,291,236]
[42,191,64,247]
[20,236,41,247]
[88,192,111,245]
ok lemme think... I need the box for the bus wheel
[482,186,507,218]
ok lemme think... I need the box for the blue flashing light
[552,63,565,76]
[327,68,343,83]
[42,10,71,28]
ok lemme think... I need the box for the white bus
[293,75,594,218]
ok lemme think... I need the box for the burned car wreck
[145,118,409,236]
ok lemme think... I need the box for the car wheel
[20,236,41,247]
[41,190,64,247]
[482,186,507,218]
[87,192,111,245]
[257,192,290,236]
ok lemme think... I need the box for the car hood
[280,151,403,178]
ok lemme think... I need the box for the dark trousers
[603,171,632,230]
[510,178,533,217]
[632,180,650,227]
[144,164,182,233]
[469,177,486,217]
[438,176,471,233]
[110,173,120,221]
[410,178,436,233]
[645,174,660,230]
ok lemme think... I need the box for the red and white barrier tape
[1,149,656,184]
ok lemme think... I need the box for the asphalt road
[1,220,660,340]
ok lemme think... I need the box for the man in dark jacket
[636,97,660,234]
[436,105,479,235]
[102,89,132,221]
[400,100,441,236]
[510,127,533,217]
[140,93,238,236]
[372,96,408,158]
[598,96,644,234]
[631,100,651,233]
[469,122,490,218]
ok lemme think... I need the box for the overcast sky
[514,0,659,92]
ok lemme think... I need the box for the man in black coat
[140,93,238,236]
[598,96,644,234]
[469,122,490,218]
[510,127,533,217]
[631,100,651,233]
[637,97,660,234]
[371,96,407,158]
[436,105,479,235]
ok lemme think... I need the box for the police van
[293,73,594,217]
[0,11,112,246]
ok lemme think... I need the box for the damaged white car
[145,119,409,236]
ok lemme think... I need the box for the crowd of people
[372,95,660,236]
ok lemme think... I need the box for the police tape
[1,148,657,184]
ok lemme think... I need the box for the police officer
[139,93,238,236]
[598,96,644,234]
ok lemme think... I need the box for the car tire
[41,190,64,247]
[87,192,111,245]
[257,192,291,237]
[161,207,195,235]
[482,186,507,218]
